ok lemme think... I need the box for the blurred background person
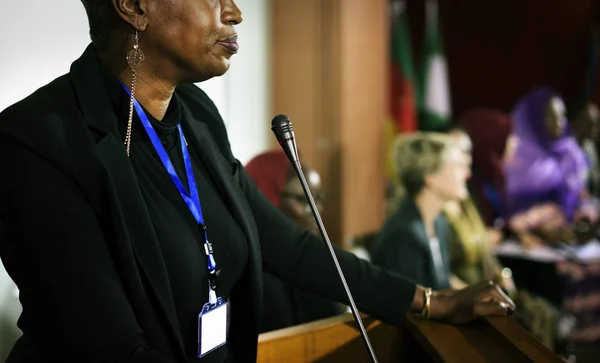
[570,102,600,198]
[370,133,469,291]
[245,150,344,333]
[457,109,514,233]
[504,88,591,245]
[444,126,512,288]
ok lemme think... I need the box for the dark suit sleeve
[234,165,416,323]
[370,218,427,287]
[181,84,417,322]
[0,137,176,363]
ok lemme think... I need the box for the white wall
[0,0,270,359]
[202,0,272,164]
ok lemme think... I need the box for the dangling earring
[124,29,145,156]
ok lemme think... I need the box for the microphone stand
[288,159,379,363]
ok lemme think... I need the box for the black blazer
[370,198,451,291]
[0,45,416,363]
[260,271,344,333]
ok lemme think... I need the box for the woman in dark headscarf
[504,87,589,241]
[458,109,513,227]
[245,150,343,333]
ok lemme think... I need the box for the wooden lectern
[258,313,562,362]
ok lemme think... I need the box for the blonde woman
[371,133,470,290]
[443,127,516,294]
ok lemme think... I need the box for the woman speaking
[0,1,514,362]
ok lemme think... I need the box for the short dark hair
[80,0,117,48]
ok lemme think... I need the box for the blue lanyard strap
[120,83,218,302]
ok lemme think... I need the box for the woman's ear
[111,0,149,31]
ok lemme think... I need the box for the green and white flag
[420,0,452,131]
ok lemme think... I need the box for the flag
[420,0,452,131]
[389,0,419,134]
[386,0,419,190]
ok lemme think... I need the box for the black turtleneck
[101,72,248,362]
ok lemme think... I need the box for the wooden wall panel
[270,0,388,246]
[270,0,323,164]
[339,1,388,242]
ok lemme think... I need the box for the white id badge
[197,297,228,358]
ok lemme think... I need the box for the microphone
[271,114,300,165]
[271,114,379,363]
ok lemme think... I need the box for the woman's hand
[429,281,516,324]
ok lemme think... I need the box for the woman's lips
[218,35,239,54]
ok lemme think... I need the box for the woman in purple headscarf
[504,87,590,243]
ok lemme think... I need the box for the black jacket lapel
[69,45,185,359]
[181,117,263,291]
[94,135,185,352]
[404,199,445,289]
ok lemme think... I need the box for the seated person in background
[504,87,593,245]
[444,127,513,289]
[457,109,514,230]
[446,125,504,247]
[245,150,343,333]
[370,134,469,290]
[570,102,600,198]
[444,128,565,351]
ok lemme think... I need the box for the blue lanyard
[120,83,218,304]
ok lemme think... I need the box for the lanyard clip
[208,269,218,289]
[204,242,214,256]
[208,289,217,306]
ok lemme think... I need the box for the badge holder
[123,80,230,359]
[198,294,228,358]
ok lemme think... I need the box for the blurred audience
[245,150,343,333]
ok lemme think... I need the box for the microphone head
[271,114,290,128]
[271,114,294,144]
[271,114,300,164]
